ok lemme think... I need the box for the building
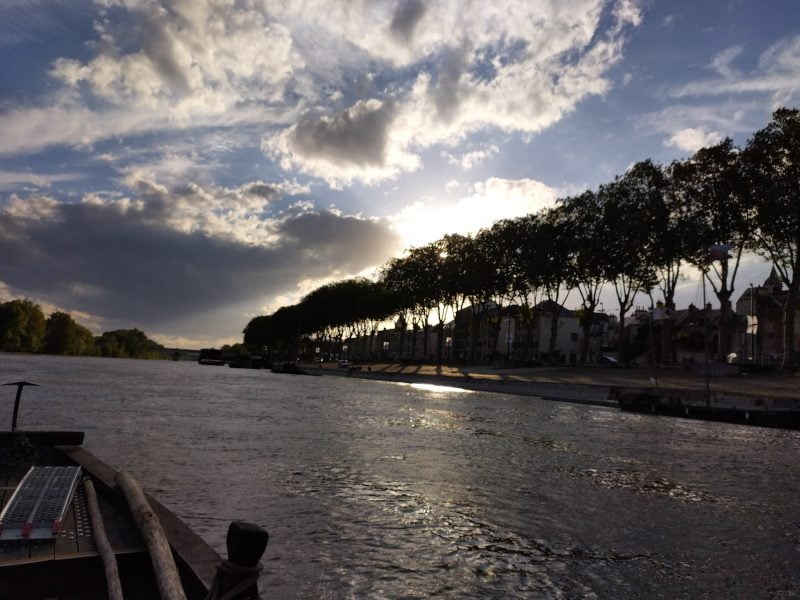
[735,267,800,361]
[450,300,595,364]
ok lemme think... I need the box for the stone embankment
[308,362,800,407]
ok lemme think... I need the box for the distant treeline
[244,108,800,369]
[0,298,167,359]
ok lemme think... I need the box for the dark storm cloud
[0,194,401,335]
[289,99,396,167]
[390,0,426,42]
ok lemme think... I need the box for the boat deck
[0,445,162,599]
[0,455,146,565]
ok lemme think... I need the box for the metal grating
[0,466,82,540]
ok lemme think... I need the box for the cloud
[444,180,462,193]
[639,101,759,152]
[284,100,395,168]
[671,35,800,106]
[390,176,557,247]
[0,0,306,155]
[665,126,723,153]
[262,0,641,185]
[0,180,402,340]
[390,0,427,43]
[2,0,641,190]
[263,99,421,187]
[0,170,83,191]
[442,144,499,170]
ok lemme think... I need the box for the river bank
[306,361,800,406]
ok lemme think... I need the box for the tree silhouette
[672,139,754,358]
[744,107,800,368]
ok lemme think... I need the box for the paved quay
[307,362,800,406]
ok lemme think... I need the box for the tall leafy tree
[536,207,574,361]
[0,299,46,352]
[402,245,443,361]
[672,139,754,358]
[598,161,662,360]
[466,226,517,361]
[381,256,417,359]
[650,163,692,363]
[744,107,800,368]
[489,216,547,360]
[439,233,474,360]
[44,312,95,355]
[559,192,606,363]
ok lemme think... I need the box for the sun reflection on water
[407,382,474,394]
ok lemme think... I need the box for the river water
[1,354,799,598]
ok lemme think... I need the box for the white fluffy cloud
[442,145,500,170]
[263,98,421,187]
[0,0,306,155]
[0,0,642,189]
[264,0,641,185]
[665,126,723,153]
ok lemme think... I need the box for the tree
[96,329,163,358]
[44,312,95,356]
[558,192,607,363]
[487,217,546,361]
[0,299,46,352]
[536,207,574,362]
[463,227,516,362]
[672,139,754,358]
[381,256,418,360]
[598,161,662,361]
[744,107,800,369]
[438,234,474,362]
[651,163,692,363]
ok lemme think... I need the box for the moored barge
[610,386,800,429]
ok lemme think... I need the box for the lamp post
[505,317,513,360]
[750,282,756,361]
[598,303,605,356]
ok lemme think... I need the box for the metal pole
[3,381,39,431]
[750,283,755,361]
[12,386,22,431]
[703,270,711,407]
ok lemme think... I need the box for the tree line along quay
[243,108,800,370]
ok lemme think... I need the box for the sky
[1,0,798,347]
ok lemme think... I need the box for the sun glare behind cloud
[390,177,557,248]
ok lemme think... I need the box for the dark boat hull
[611,387,800,429]
[271,362,317,375]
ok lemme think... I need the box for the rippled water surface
[3,354,800,598]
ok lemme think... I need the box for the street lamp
[505,317,513,359]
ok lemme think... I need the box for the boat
[198,348,226,366]
[0,382,269,599]
[610,386,800,429]
[270,362,316,376]
[228,355,271,369]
